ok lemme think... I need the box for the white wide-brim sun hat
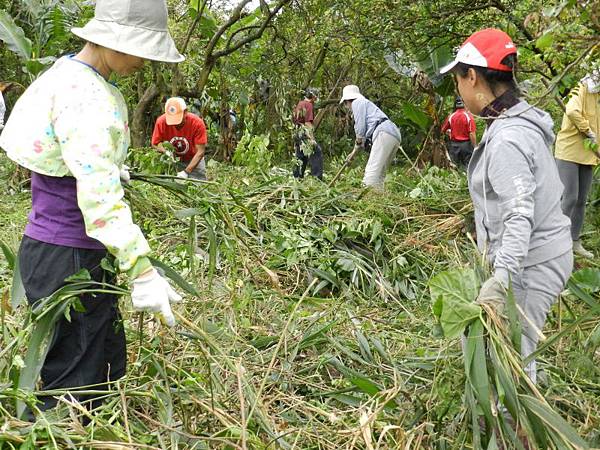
[339,85,363,104]
[71,0,184,63]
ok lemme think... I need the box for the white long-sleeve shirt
[350,95,401,142]
[0,56,151,276]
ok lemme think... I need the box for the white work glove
[349,145,362,161]
[119,165,131,184]
[177,170,189,179]
[131,269,182,327]
[475,271,509,312]
[586,130,597,145]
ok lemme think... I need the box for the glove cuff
[494,268,511,288]
[128,257,153,280]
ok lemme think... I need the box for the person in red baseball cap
[441,29,573,385]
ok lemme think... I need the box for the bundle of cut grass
[430,268,590,450]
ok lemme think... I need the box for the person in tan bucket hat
[0,0,183,419]
[71,0,184,63]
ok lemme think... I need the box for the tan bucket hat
[71,0,184,63]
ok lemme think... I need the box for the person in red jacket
[441,97,477,169]
[152,97,208,180]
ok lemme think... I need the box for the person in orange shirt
[152,97,208,180]
[441,97,477,169]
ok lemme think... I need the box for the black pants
[293,142,323,180]
[18,236,126,412]
[448,140,474,169]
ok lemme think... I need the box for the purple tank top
[24,172,105,249]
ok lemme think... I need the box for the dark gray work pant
[448,140,474,169]
[18,236,126,413]
[293,142,323,180]
[556,159,594,241]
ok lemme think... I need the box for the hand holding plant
[475,274,507,313]
[131,268,182,327]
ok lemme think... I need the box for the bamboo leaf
[519,395,589,449]
[505,281,522,350]
[327,357,383,397]
[10,257,26,310]
[149,257,201,297]
[204,215,218,288]
[464,320,494,430]
[0,240,15,270]
[1,240,26,309]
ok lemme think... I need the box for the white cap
[339,85,363,104]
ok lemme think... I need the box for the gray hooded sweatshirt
[468,101,572,278]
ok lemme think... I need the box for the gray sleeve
[352,100,367,138]
[487,139,536,275]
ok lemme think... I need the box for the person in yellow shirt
[555,72,599,259]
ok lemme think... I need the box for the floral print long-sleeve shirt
[0,56,151,276]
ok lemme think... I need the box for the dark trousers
[448,140,474,169]
[18,236,126,412]
[556,159,594,241]
[293,142,323,180]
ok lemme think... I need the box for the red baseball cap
[440,28,517,74]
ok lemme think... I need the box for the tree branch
[204,0,253,62]
[212,0,291,59]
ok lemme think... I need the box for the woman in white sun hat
[341,85,402,190]
[440,28,572,383]
[0,0,184,417]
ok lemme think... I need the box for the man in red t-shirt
[441,97,477,169]
[292,88,323,179]
[152,97,208,180]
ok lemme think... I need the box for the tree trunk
[131,84,159,148]
[196,60,215,95]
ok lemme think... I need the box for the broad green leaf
[401,103,432,132]
[535,32,555,50]
[569,268,600,293]
[0,10,32,60]
[24,56,55,78]
[429,269,481,338]
[64,268,91,282]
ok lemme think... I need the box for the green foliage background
[0,0,599,448]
